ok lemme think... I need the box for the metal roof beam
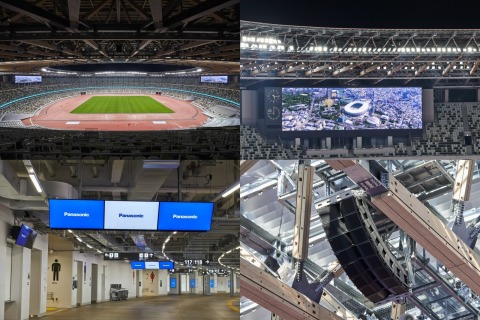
[84,0,110,20]
[0,0,70,29]
[67,0,80,30]
[149,0,163,31]
[165,0,239,29]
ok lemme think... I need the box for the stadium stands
[0,126,239,159]
[0,77,240,133]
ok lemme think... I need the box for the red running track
[22,94,208,131]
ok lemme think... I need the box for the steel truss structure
[240,160,480,320]
[0,0,239,73]
[241,21,480,87]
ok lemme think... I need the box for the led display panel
[282,87,423,131]
[49,199,105,229]
[145,262,159,269]
[200,75,228,84]
[159,261,174,269]
[158,202,213,231]
[14,75,42,83]
[131,261,145,269]
[104,201,159,230]
[15,224,37,249]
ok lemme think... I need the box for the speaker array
[319,197,409,303]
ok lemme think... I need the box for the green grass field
[70,96,174,114]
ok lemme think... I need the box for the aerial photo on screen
[200,75,228,83]
[282,87,423,131]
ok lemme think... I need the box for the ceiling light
[222,182,240,198]
[28,173,43,193]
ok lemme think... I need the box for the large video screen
[14,75,42,84]
[49,199,105,229]
[200,75,228,84]
[282,87,422,131]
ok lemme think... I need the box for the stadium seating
[0,77,240,124]
[0,127,239,159]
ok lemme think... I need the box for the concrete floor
[41,293,240,320]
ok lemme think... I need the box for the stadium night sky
[241,0,480,29]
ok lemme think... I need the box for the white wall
[0,204,14,318]
[157,270,169,295]
[47,250,73,308]
[0,204,49,320]
[29,234,48,317]
[217,276,229,293]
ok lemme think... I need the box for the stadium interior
[240,159,480,320]
[0,159,240,319]
[240,21,480,160]
[0,0,240,159]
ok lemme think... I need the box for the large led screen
[104,201,159,230]
[158,202,213,231]
[200,75,228,84]
[49,199,105,229]
[282,87,422,131]
[14,75,42,84]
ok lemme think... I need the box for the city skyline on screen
[282,87,423,131]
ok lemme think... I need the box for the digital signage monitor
[145,262,159,269]
[131,261,145,269]
[104,201,159,230]
[15,224,37,249]
[200,75,228,84]
[170,278,177,288]
[158,202,214,231]
[281,87,423,131]
[159,261,174,269]
[14,75,42,84]
[49,199,105,229]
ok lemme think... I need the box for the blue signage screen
[15,224,31,247]
[228,280,230,288]
[49,199,105,229]
[131,261,145,269]
[190,279,195,288]
[159,261,174,269]
[158,202,213,231]
[170,278,177,288]
[210,279,214,288]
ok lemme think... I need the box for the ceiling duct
[127,161,180,201]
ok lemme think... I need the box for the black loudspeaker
[319,197,408,303]
[264,256,280,272]
[10,225,21,239]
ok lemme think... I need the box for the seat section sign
[158,202,214,231]
[104,201,159,230]
[49,199,105,229]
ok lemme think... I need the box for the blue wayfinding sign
[131,261,145,269]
